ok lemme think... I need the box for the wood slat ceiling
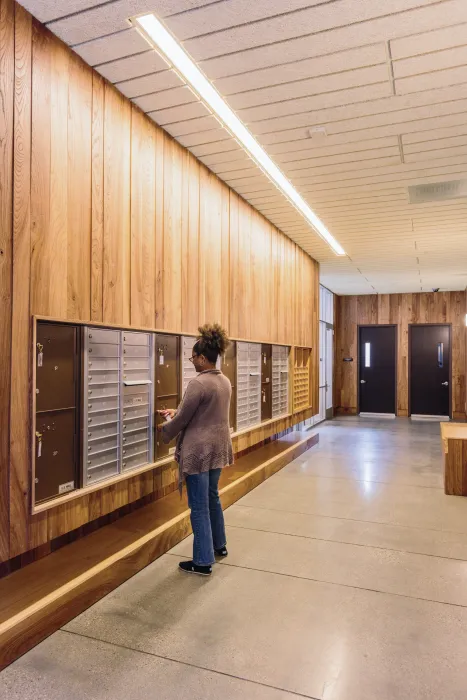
[19,0,467,294]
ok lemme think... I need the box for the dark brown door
[222,341,236,431]
[36,323,77,411]
[261,344,272,421]
[35,410,77,503]
[410,325,450,417]
[359,326,396,414]
[155,334,179,398]
[35,322,80,503]
[155,396,178,458]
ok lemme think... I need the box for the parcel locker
[36,322,78,412]
[155,334,179,398]
[261,344,272,421]
[122,331,153,473]
[82,328,122,486]
[155,333,180,460]
[35,410,77,503]
[221,341,236,432]
[35,322,80,503]
[272,345,290,418]
[155,396,178,458]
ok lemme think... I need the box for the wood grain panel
[199,167,222,325]
[162,138,183,331]
[334,291,467,418]
[228,191,240,338]
[130,106,156,328]
[0,0,14,561]
[181,153,199,334]
[103,85,131,325]
[444,438,467,496]
[48,37,69,318]
[67,53,92,320]
[250,212,271,342]
[154,128,165,328]
[9,2,31,559]
[237,197,252,339]
[30,21,51,317]
[220,184,230,331]
[270,228,280,344]
[90,73,104,322]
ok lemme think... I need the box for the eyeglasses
[188,355,198,363]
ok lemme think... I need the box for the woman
[158,323,233,576]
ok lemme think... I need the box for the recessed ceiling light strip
[132,13,346,257]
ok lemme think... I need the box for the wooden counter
[441,423,467,495]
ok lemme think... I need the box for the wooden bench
[0,430,318,670]
[441,423,467,495]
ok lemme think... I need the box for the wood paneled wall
[334,292,467,418]
[0,2,319,563]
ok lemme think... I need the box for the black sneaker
[179,560,212,576]
[214,546,228,558]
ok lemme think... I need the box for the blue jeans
[185,469,226,566]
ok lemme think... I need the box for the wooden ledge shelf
[0,430,318,670]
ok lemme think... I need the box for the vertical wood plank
[67,53,92,320]
[199,168,222,324]
[229,191,240,338]
[237,198,251,339]
[162,138,183,331]
[154,127,165,328]
[220,183,230,332]
[90,73,104,322]
[30,22,50,316]
[47,499,89,540]
[181,153,199,334]
[270,228,280,344]
[103,85,131,325]
[251,213,271,342]
[48,36,69,317]
[9,2,31,559]
[0,0,14,561]
[130,106,156,327]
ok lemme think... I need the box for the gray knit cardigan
[161,369,234,489]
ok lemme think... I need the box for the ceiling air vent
[408,179,467,204]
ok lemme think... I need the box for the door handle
[441,381,449,386]
[360,379,366,384]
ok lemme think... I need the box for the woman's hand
[156,408,176,432]
[158,409,176,419]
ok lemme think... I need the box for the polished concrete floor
[2,418,467,699]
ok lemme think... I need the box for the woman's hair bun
[197,323,229,355]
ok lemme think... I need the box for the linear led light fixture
[132,13,346,257]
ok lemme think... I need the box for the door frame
[357,324,398,415]
[408,323,452,419]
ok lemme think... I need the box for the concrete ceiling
[19,0,467,295]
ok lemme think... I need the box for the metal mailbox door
[155,334,179,398]
[222,341,236,431]
[155,396,178,459]
[36,323,77,412]
[35,409,77,503]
